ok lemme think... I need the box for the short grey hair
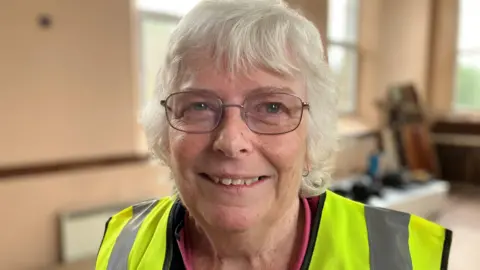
[140,0,338,197]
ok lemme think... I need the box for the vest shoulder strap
[96,197,176,270]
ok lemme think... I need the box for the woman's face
[167,63,309,232]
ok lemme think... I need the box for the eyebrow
[248,86,295,95]
[180,86,295,96]
[179,88,213,94]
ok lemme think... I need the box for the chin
[202,203,265,232]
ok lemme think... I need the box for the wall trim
[0,154,150,180]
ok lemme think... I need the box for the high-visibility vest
[96,190,452,270]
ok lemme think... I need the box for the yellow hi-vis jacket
[96,190,452,270]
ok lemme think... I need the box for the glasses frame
[160,90,310,135]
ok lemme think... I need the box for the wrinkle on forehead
[176,59,306,98]
[176,50,302,87]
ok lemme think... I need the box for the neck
[187,198,304,268]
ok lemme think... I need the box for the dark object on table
[382,172,406,189]
[351,181,382,204]
[352,183,370,203]
[330,187,350,198]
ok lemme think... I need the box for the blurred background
[1,0,479,269]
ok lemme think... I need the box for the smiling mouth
[199,173,269,186]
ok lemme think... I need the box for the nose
[212,107,253,158]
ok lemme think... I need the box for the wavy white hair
[140,0,338,197]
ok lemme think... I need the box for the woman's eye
[264,103,282,113]
[191,102,208,111]
[175,102,213,118]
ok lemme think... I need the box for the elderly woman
[96,0,452,269]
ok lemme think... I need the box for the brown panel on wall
[0,0,141,167]
[436,144,468,182]
[436,144,480,186]
[0,154,148,180]
[433,119,480,186]
[432,120,480,136]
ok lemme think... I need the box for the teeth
[221,179,232,185]
[211,176,262,186]
[232,179,242,185]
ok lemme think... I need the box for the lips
[199,173,268,186]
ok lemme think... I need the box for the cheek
[169,131,187,161]
[168,131,201,192]
[280,123,308,160]
[270,128,307,190]
[168,130,209,170]
[261,132,307,175]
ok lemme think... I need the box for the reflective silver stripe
[365,206,412,270]
[107,199,159,270]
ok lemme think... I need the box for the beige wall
[0,1,169,269]
[0,0,144,167]
[428,0,460,116]
[378,0,433,100]
[357,0,382,124]
[358,0,435,125]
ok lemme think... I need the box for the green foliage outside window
[455,64,480,110]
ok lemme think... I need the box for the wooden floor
[437,185,480,270]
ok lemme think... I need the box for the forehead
[179,61,306,99]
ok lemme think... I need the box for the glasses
[160,90,309,135]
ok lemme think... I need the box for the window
[138,12,179,107]
[137,0,200,107]
[327,0,360,113]
[454,0,480,111]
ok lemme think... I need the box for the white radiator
[59,204,130,263]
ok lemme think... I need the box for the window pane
[139,15,178,107]
[328,0,359,43]
[454,52,480,111]
[328,44,358,113]
[137,0,200,16]
[457,0,480,50]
